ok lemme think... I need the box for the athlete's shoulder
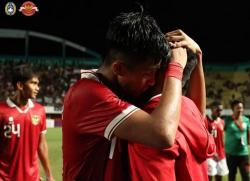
[242,115,250,121]
[70,78,116,100]
[206,115,212,122]
[143,94,161,112]
[0,101,7,107]
[181,96,197,109]
[0,101,9,112]
[224,115,232,121]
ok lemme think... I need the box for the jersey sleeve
[40,106,47,134]
[64,80,139,140]
[223,116,230,131]
[246,116,250,129]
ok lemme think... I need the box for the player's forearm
[247,129,250,145]
[38,142,53,179]
[187,53,206,115]
[151,76,182,147]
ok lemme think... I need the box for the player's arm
[114,47,187,149]
[186,53,206,115]
[247,128,250,145]
[166,29,206,115]
[38,133,55,181]
[247,118,250,145]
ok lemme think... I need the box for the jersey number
[4,124,21,138]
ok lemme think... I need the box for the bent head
[210,101,223,118]
[12,66,40,100]
[103,11,169,97]
[231,100,244,117]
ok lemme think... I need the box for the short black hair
[180,50,198,95]
[12,65,38,89]
[210,100,222,108]
[104,10,169,67]
[230,99,242,109]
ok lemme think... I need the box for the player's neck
[10,94,29,109]
[211,114,218,120]
[97,66,114,83]
[233,113,241,119]
[97,67,127,100]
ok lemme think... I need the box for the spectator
[225,100,250,181]
[207,101,229,181]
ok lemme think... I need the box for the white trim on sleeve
[41,130,47,134]
[104,105,139,140]
[109,137,117,159]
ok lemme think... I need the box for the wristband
[165,62,183,80]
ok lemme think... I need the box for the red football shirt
[128,95,215,181]
[0,98,46,181]
[175,97,215,181]
[62,77,139,181]
[128,94,180,181]
[207,116,226,159]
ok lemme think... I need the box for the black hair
[182,50,198,88]
[138,49,198,101]
[210,100,222,108]
[104,10,169,67]
[12,65,38,89]
[230,99,242,109]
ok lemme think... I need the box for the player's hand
[165,29,202,55]
[46,176,55,181]
[169,47,187,68]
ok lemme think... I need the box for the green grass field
[40,128,243,181]
[40,128,62,181]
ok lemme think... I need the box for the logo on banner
[19,1,38,16]
[5,2,16,16]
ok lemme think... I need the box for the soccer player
[128,29,216,181]
[225,100,250,181]
[62,11,187,181]
[0,67,55,181]
[206,101,229,181]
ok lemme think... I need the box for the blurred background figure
[224,100,250,181]
[206,101,229,181]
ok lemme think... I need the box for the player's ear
[16,81,24,91]
[112,60,127,76]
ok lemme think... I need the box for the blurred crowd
[0,61,81,109]
[1,61,250,109]
[205,68,250,108]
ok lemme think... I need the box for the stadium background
[1,0,250,180]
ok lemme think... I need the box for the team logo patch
[19,1,38,16]
[31,115,40,125]
[5,2,16,16]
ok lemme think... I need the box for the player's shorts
[207,158,229,176]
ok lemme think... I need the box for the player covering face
[62,10,188,181]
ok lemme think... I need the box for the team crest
[31,115,40,125]
[5,2,16,16]
[19,1,38,16]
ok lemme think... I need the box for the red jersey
[62,76,139,181]
[128,95,216,181]
[0,98,46,181]
[175,96,215,181]
[207,116,226,159]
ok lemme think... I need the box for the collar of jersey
[6,97,34,113]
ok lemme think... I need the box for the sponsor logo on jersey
[19,1,38,16]
[5,2,16,16]
[31,115,40,125]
